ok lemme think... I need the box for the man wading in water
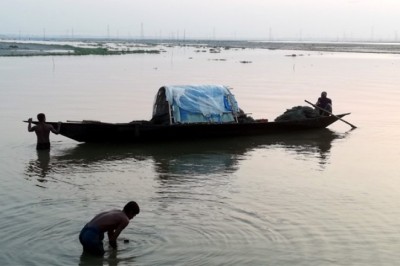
[27,113,61,150]
[79,201,140,256]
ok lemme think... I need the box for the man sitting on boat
[316,91,332,116]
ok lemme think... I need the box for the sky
[1,0,400,41]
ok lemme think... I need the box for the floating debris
[285,53,305,57]
[209,48,221,53]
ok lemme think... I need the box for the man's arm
[50,122,61,134]
[108,231,117,249]
[108,220,129,249]
[27,118,36,132]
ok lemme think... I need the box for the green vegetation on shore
[0,42,162,57]
[69,46,161,55]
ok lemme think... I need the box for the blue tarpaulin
[163,85,239,123]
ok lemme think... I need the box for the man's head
[321,91,327,98]
[123,201,140,219]
[37,113,46,122]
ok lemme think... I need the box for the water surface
[1,44,400,265]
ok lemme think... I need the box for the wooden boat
[26,85,350,143]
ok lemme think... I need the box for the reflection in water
[79,249,129,266]
[42,128,345,178]
[21,129,349,265]
[78,252,104,266]
[25,149,51,182]
[272,129,344,167]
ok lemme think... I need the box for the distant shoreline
[1,39,400,56]
[0,41,162,57]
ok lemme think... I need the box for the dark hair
[37,113,45,122]
[123,201,140,215]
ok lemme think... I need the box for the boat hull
[39,114,349,143]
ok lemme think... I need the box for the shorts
[79,224,105,256]
[36,142,50,150]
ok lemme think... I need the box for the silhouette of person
[316,91,332,116]
[28,113,61,150]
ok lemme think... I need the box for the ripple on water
[1,197,89,266]
[142,189,290,265]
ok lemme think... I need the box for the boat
[25,85,350,143]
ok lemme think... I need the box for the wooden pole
[305,100,357,129]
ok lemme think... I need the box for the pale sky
[1,0,400,41]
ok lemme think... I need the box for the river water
[1,43,400,266]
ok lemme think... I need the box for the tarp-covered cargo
[151,85,240,124]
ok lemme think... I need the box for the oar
[305,100,357,129]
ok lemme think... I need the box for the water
[1,44,400,265]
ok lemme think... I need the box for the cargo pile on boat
[274,106,319,122]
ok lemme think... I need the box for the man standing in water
[27,113,61,150]
[79,201,140,256]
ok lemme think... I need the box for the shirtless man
[79,201,140,256]
[27,113,61,150]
